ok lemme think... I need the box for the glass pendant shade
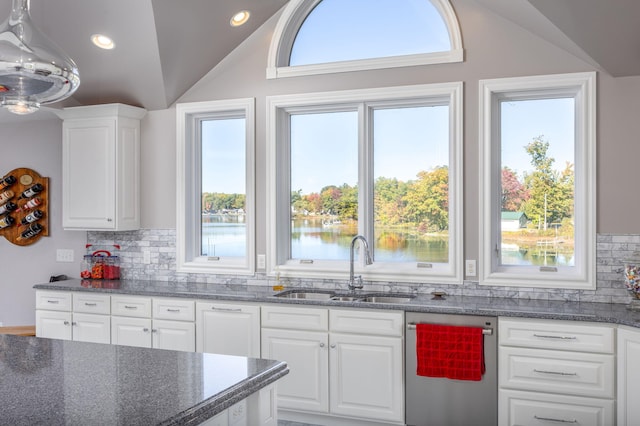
[0,0,80,114]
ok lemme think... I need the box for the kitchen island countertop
[34,278,640,329]
[0,333,288,425]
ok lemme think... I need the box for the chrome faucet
[348,235,373,291]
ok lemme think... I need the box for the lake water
[202,216,574,266]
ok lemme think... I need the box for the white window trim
[176,99,256,275]
[266,0,464,79]
[266,82,464,284]
[478,72,596,289]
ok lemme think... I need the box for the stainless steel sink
[330,296,361,301]
[360,295,415,303]
[273,290,335,300]
[273,289,415,304]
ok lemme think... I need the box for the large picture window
[176,99,255,274]
[267,83,463,284]
[479,72,596,289]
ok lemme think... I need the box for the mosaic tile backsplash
[87,231,635,304]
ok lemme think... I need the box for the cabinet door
[72,313,111,344]
[618,327,640,425]
[196,302,260,357]
[62,118,116,230]
[111,316,152,348]
[329,332,404,423]
[36,310,72,340]
[261,328,329,413]
[152,319,195,352]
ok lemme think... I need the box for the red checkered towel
[416,323,485,381]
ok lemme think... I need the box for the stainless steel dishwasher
[405,312,498,426]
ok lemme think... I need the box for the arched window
[267,0,463,78]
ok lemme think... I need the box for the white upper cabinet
[59,104,146,230]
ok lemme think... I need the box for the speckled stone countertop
[34,279,640,328]
[0,334,288,425]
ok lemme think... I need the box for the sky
[200,1,575,196]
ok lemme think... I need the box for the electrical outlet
[56,249,74,263]
[257,254,266,270]
[465,259,477,277]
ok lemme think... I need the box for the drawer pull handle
[533,369,577,376]
[533,334,577,340]
[212,307,242,312]
[166,309,181,313]
[143,328,149,332]
[47,300,60,304]
[63,321,70,325]
[534,415,577,423]
[84,303,97,306]
[124,306,138,309]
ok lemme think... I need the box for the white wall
[0,119,87,326]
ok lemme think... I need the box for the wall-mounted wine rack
[0,168,49,246]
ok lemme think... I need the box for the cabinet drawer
[36,291,72,311]
[153,298,195,321]
[500,346,615,398]
[499,389,614,426]
[262,305,328,331]
[111,295,152,318]
[330,308,403,336]
[499,318,614,354]
[73,293,111,314]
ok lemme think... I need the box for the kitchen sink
[272,289,335,300]
[274,289,415,304]
[360,295,415,303]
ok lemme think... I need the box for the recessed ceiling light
[91,34,115,50]
[230,10,250,27]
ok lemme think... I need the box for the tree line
[201,135,572,233]
[291,166,449,232]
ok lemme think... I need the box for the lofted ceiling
[0,0,637,122]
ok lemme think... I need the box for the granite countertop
[0,334,288,425]
[34,279,640,329]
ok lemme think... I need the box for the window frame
[176,98,256,275]
[266,82,464,284]
[478,72,596,289]
[266,0,464,79]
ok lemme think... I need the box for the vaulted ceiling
[0,0,637,122]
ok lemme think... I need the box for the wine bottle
[0,215,15,229]
[0,201,17,215]
[0,175,16,190]
[17,222,43,240]
[20,209,43,225]
[18,183,44,199]
[0,190,14,204]
[18,196,42,212]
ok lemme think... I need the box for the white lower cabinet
[500,389,614,426]
[498,318,616,426]
[196,301,261,357]
[617,326,640,425]
[261,305,404,424]
[261,327,329,413]
[36,291,110,344]
[111,295,195,352]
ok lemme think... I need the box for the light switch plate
[465,259,477,277]
[56,249,74,263]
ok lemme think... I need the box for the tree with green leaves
[403,166,449,231]
[374,177,409,225]
[521,136,574,229]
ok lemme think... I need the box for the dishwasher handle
[406,322,493,335]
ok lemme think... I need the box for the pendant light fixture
[0,0,80,115]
